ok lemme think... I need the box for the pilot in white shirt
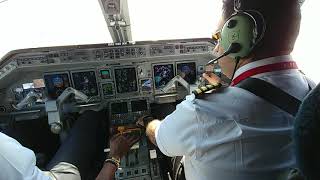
[137,0,312,179]
[155,56,312,180]
[0,111,139,180]
[0,132,51,180]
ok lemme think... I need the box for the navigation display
[177,62,197,84]
[114,67,138,93]
[111,102,128,115]
[153,64,174,89]
[71,71,99,97]
[131,100,148,112]
[44,73,71,99]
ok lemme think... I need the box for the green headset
[220,1,266,60]
[207,0,266,65]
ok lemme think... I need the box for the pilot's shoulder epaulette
[192,83,223,99]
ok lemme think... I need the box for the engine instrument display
[131,100,148,112]
[44,73,71,99]
[102,83,114,96]
[153,64,174,89]
[71,71,99,97]
[111,102,128,115]
[114,67,138,94]
[177,62,197,84]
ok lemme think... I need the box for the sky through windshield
[0,0,319,83]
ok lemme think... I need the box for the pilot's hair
[222,0,301,57]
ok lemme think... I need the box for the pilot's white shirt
[155,55,313,180]
[0,132,52,180]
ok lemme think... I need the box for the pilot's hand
[109,134,140,160]
[202,72,221,85]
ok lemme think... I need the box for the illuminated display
[100,69,111,79]
[140,79,152,92]
[44,73,71,99]
[114,67,138,93]
[33,79,45,88]
[102,83,114,96]
[153,64,174,89]
[72,71,98,97]
[111,102,128,115]
[131,100,148,112]
[177,62,197,84]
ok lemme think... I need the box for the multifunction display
[153,64,174,89]
[114,67,138,93]
[44,73,71,99]
[177,62,197,84]
[71,71,99,97]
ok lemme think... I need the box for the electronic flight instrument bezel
[113,66,140,97]
[152,62,176,94]
[175,61,198,85]
[70,69,101,102]
[43,71,72,99]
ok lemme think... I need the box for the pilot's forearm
[96,163,117,180]
[145,120,161,146]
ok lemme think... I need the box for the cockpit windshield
[0,0,319,82]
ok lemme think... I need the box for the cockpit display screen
[153,64,174,89]
[44,73,71,99]
[71,71,99,97]
[177,62,197,84]
[111,102,128,115]
[131,100,148,112]
[114,67,138,93]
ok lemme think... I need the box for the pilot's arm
[0,132,51,180]
[138,72,240,157]
[96,134,139,180]
[138,97,200,157]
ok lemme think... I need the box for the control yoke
[45,87,90,134]
[161,75,190,94]
[13,91,41,110]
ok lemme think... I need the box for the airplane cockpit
[0,38,219,179]
[0,0,222,179]
[0,0,318,180]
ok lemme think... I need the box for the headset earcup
[220,14,257,59]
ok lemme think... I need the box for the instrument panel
[0,38,217,180]
[0,38,216,117]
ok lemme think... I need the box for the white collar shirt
[0,132,52,180]
[155,55,313,180]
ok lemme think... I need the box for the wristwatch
[105,156,120,168]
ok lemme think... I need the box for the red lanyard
[231,61,298,86]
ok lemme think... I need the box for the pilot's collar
[232,55,296,85]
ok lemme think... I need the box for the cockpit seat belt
[236,78,305,117]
